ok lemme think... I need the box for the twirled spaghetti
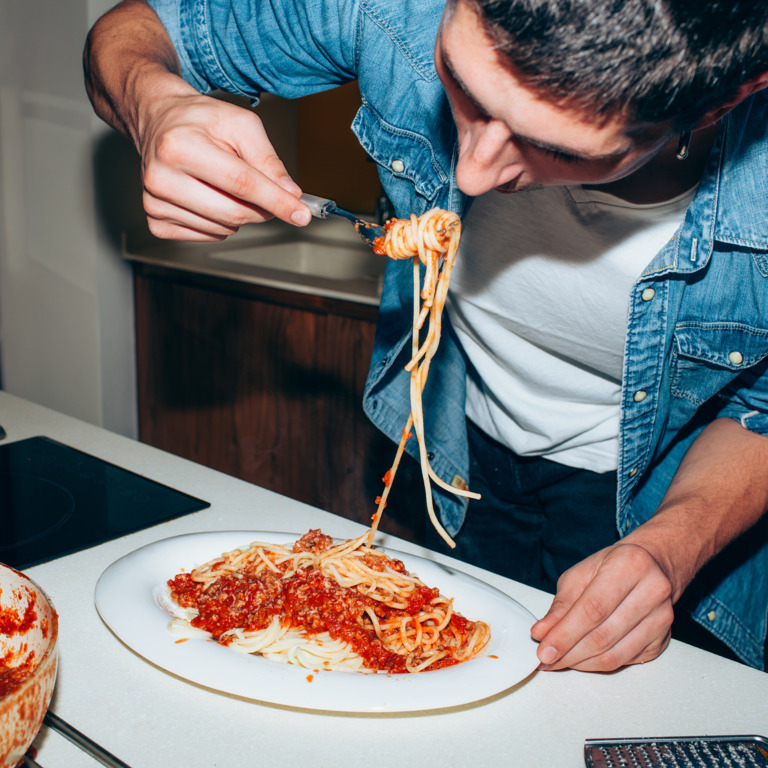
[372,209,480,548]
[165,529,490,673]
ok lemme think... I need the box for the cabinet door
[134,270,421,540]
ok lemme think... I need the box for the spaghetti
[166,529,490,673]
[371,209,480,548]
[164,210,491,675]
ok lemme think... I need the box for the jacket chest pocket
[671,322,768,406]
[352,102,449,208]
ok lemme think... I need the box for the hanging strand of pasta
[366,415,413,547]
[369,209,480,549]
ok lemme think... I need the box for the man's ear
[694,71,768,130]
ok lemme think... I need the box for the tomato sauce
[0,593,39,698]
[372,218,395,256]
[0,598,37,635]
[0,655,35,698]
[168,530,473,673]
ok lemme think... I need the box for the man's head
[438,0,768,196]
[463,0,768,129]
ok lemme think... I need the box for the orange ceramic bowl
[0,565,58,768]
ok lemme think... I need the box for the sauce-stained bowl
[0,565,58,768]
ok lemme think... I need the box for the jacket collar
[643,91,768,278]
[690,91,768,256]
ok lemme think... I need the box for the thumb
[530,595,570,641]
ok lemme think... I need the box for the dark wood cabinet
[133,263,421,540]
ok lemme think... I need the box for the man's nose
[455,119,520,196]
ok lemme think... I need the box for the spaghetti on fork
[371,209,480,548]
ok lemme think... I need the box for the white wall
[0,0,141,437]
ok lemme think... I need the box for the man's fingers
[531,553,600,648]
[236,135,303,197]
[147,140,307,227]
[187,117,310,226]
[143,175,276,234]
[146,216,231,242]
[542,594,673,671]
[557,621,672,673]
[535,585,629,667]
[144,104,311,231]
[535,545,674,671]
[193,149,304,222]
[531,557,601,643]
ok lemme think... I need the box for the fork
[300,193,386,247]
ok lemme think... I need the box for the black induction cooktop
[0,436,210,569]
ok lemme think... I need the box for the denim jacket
[149,0,768,668]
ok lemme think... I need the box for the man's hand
[137,88,310,241]
[530,542,674,671]
[530,418,768,673]
[84,0,311,241]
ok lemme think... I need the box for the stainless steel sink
[123,217,386,305]
[209,239,383,282]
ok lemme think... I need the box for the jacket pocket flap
[675,322,768,369]
[353,103,448,202]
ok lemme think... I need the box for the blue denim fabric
[148,0,768,668]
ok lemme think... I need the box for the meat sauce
[0,596,39,698]
[0,656,36,698]
[371,218,395,256]
[168,530,468,672]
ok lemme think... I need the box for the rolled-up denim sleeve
[718,356,768,436]
[148,0,360,99]
[147,0,210,93]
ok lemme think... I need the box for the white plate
[95,531,540,712]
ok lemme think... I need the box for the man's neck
[583,123,721,205]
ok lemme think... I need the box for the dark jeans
[398,420,740,662]
[423,420,620,592]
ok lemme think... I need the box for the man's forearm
[83,0,188,146]
[624,417,768,602]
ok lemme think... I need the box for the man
[84,0,768,671]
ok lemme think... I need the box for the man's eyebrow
[439,45,631,162]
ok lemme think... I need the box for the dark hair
[463,0,768,128]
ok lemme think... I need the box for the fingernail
[291,209,311,226]
[539,646,558,665]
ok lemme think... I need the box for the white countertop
[2,391,765,768]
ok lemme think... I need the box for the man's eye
[544,147,581,164]
[467,98,492,122]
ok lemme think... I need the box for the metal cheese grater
[584,735,768,767]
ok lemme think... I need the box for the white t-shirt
[446,184,695,473]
